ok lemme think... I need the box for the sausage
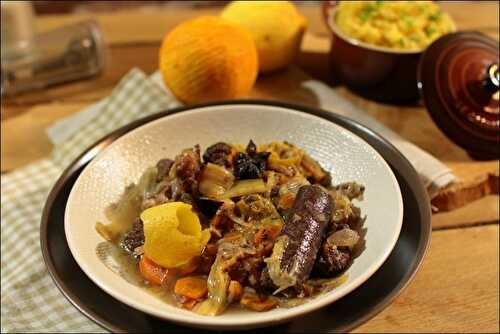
[265,185,332,292]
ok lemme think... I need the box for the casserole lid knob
[418,31,499,159]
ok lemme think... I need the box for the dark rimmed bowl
[321,1,455,104]
[41,100,432,333]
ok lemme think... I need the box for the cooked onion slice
[199,163,235,198]
[220,179,267,199]
[327,228,360,250]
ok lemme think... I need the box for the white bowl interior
[65,104,403,329]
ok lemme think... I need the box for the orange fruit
[159,16,258,103]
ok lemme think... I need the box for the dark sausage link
[267,185,333,290]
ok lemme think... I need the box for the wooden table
[1,2,498,333]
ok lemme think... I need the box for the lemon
[221,1,307,73]
[141,202,210,268]
[159,16,258,103]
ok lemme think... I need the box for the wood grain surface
[1,3,498,333]
[354,225,499,333]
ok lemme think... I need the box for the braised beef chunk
[314,244,351,277]
[259,268,277,292]
[174,145,202,193]
[196,252,216,275]
[121,218,144,254]
[156,158,174,182]
[233,140,270,180]
[203,142,233,167]
[227,262,250,285]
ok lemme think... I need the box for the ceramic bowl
[64,104,403,330]
[322,2,456,104]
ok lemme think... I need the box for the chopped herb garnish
[425,26,437,37]
[360,3,378,22]
[399,38,405,47]
[429,11,442,21]
[375,0,384,7]
[401,15,414,27]
[360,11,370,22]
[410,36,420,43]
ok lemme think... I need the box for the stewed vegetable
[96,140,365,315]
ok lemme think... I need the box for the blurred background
[31,1,317,14]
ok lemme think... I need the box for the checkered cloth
[1,67,455,333]
[1,68,178,333]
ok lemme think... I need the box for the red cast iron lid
[418,31,499,159]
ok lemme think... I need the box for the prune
[233,140,270,179]
[246,139,257,155]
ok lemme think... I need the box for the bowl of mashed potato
[323,1,456,103]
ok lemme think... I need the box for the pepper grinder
[1,1,106,97]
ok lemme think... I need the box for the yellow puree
[336,1,455,50]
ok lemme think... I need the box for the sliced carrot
[139,256,170,285]
[204,243,218,256]
[210,211,224,227]
[181,299,198,310]
[227,280,243,303]
[240,294,277,312]
[301,154,327,182]
[277,192,295,210]
[174,277,208,300]
[178,256,201,275]
[254,224,282,245]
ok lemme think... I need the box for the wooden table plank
[433,195,499,229]
[1,102,88,171]
[354,224,499,333]
[32,2,499,45]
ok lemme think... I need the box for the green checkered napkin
[1,68,178,333]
